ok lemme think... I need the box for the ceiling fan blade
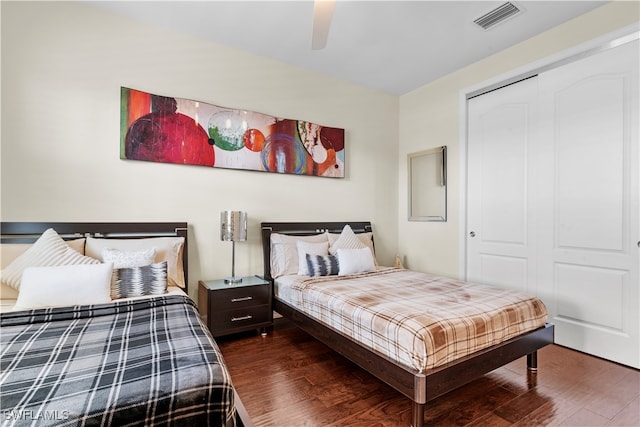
[312,0,335,50]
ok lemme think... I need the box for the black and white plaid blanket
[0,295,236,426]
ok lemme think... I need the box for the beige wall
[398,1,639,279]
[0,2,399,300]
[2,2,638,300]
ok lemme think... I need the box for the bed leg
[527,351,538,372]
[411,401,424,427]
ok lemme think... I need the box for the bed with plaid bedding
[275,267,548,373]
[0,295,236,427]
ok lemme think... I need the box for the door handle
[469,231,476,237]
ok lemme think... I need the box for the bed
[0,222,242,426]
[261,221,554,427]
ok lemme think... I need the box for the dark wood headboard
[1,222,189,292]
[260,221,373,282]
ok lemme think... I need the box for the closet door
[467,77,539,295]
[467,39,639,368]
[537,40,639,368]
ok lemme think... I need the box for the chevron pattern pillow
[111,261,168,299]
[1,228,99,290]
[329,224,367,255]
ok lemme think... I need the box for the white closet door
[467,77,539,295]
[467,39,639,368]
[537,40,639,368]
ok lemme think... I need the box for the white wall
[0,2,399,300]
[398,1,639,279]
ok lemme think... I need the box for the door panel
[554,263,626,331]
[479,104,528,244]
[555,76,626,251]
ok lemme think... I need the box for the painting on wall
[120,87,345,178]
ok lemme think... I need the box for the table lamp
[220,210,247,284]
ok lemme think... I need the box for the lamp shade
[220,211,247,242]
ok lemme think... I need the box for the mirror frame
[408,146,447,222]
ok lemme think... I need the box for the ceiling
[90,1,607,95]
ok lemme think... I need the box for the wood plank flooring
[217,319,640,426]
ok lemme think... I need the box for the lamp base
[224,276,243,284]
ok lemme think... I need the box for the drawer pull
[231,296,253,303]
[231,315,253,322]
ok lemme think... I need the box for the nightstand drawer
[211,285,270,310]
[211,304,271,335]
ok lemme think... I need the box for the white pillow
[14,263,113,310]
[296,241,329,276]
[327,231,373,248]
[1,238,86,269]
[86,237,185,288]
[329,224,367,255]
[337,247,376,276]
[329,225,377,265]
[1,229,99,291]
[102,247,156,269]
[270,233,328,278]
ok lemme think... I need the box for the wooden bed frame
[0,221,189,292]
[261,221,554,427]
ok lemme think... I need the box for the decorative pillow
[328,225,377,265]
[102,247,156,269]
[327,231,375,253]
[111,262,168,299]
[1,229,99,291]
[14,263,113,310]
[4,242,91,299]
[337,247,376,276]
[329,225,367,254]
[86,237,184,288]
[306,254,339,277]
[1,238,86,269]
[270,233,328,278]
[296,241,329,275]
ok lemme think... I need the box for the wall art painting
[120,87,345,178]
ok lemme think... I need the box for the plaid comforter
[275,267,548,372]
[0,295,236,427]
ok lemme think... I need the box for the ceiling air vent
[474,2,521,30]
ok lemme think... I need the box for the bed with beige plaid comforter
[275,267,548,373]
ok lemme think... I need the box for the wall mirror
[408,146,447,221]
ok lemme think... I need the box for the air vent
[474,2,521,30]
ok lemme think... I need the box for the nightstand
[198,275,273,338]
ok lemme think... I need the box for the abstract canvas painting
[120,87,345,178]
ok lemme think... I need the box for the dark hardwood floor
[217,319,640,426]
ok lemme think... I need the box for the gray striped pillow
[306,254,339,277]
[111,261,168,299]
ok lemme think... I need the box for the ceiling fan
[312,0,336,50]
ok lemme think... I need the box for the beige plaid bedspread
[275,267,548,372]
